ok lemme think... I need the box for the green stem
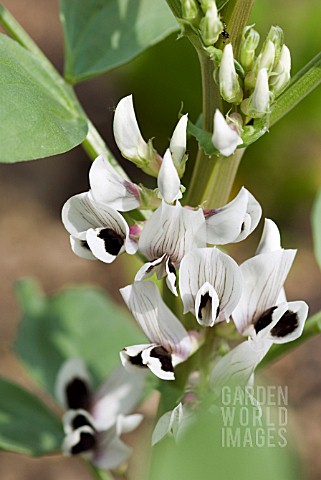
[185,53,221,206]
[164,0,181,17]
[85,461,113,480]
[259,310,321,369]
[202,148,245,207]
[217,0,255,55]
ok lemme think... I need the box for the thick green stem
[202,148,245,207]
[217,0,255,55]
[85,461,113,480]
[186,54,221,206]
[259,310,321,369]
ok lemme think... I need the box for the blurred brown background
[0,0,321,478]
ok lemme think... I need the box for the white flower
[89,154,140,212]
[120,281,195,380]
[212,109,243,157]
[270,44,291,95]
[232,220,308,342]
[62,192,137,263]
[179,247,242,327]
[157,149,182,204]
[55,359,144,469]
[204,187,262,245]
[170,114,188,176]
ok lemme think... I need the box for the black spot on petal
[127,351,147,369]
[71,430,96,455]
[254,306,277,334]
[271,310,299,338]
[72,413,94,431]
[240,222,245,232]
[80,240,91,250]
[98,228,124,256]
[66,378,91,411]
[150,346,173,373]
[167,260,176,275]
[198,293,211,320]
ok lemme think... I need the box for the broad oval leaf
[60,0,178,83]
[14,279,146,397]
[0,377,63,456]
[0,34,88,163]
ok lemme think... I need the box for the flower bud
[170,114,188,177]
[269,44,291,95]
[240,25,260,71]
[219,44,243,104]
[200,3,223,46]
[199,0,216,13]
[242,68,270,118]
[257,40,275,73]
[265,25,284,66]
[212,109,243,157]
[181,0,199,21]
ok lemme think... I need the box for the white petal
[268,300,308,344]
[86,227,125,263]
[93,426,132,470]
[55,358,92,409]
[170,115,188,165]
[233,249,296,335]
[256,218,281,254]
[141,346,175,381]
[157,149,182,203]
[120,281,190,360]
[195,282,220,327]
[135,256,167,282]
[63,409,95,435]
[253,302,289,339]
[179,247,242,323]
[252,68,270,115]
[116,413,143,436]
[205,187,261,245]
[120,344,154,374]
[165,257,178,296]
[113,95,149,162]
[211,338,272,388]
[62,425,96,457]
[91,366,146,431]
[70,236,96,260]
[212,109,243,157]
[89,154,139,211]
[152,403,183,445]
[139,201,206,266]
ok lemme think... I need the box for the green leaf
[312,188,321,271]
[271,52,321,126]
[60,0,179,83]
[0,377,63,456]
[0,34,88,163]
[15,279,145,397]
[150,397,302,480]
[188,119,219,157]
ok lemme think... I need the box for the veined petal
[92,366,146,432]
[233,249,296,335]
[256,218,281,254]
[139,201,206,266]
[113,95,149,162]
[211,338,272,388]
[157,149,182,203]
[179,247,242,324]
[120,281,190,360]
[170,115,188,166]
[205,187,261,245]
[135,255,167,282]
[89,154,140,211]
[55,358,92,410]
[212,109,243,157]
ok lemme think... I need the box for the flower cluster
[61,93,308,454]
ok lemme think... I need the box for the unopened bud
[170,114,189,177]
[212,109,243,157]
[241,68,270,118]
[269,44,291,95]
[219,44,243,104]
[240,25,260,71]
[181,0,199,21]
[265,25,284,66]
[199,0,216,13]
[200,3,223,46]
[257,40,275,73]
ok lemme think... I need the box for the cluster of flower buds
[180,0,224,47]
[61,95,308,452]
[211,24,291,157]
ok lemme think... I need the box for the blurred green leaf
[312,189,321,270]
[0,34,88,163]
[60,0,178,83]
[150,397,302,480]
[188,119,219,156]
[271,52,321,126]
[0,377,63,456]
[15,279,146,398]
